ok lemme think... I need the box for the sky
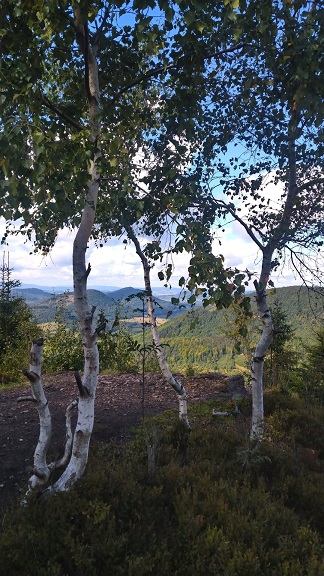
[0,178,312,292]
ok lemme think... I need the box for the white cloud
[1,166,319,294]
[0,218,191,289]
[210,173,320,289]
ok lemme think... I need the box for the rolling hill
[160,286,324,340]
[13,287,55,302]
[25,286,189,326]
[157,285,324,372]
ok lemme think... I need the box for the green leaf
[196,22,205,33]
[171,297,179,305]
[184,11,195,26]
[33,131,45,144]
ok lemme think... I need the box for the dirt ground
[0,371,238,510]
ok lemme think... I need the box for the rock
[224,374,248,398]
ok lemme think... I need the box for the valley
[15,284,324,374]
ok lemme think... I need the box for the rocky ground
[0,371,247,510]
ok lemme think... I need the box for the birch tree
[0,0,209,494]
[1,1,108,493]
[126,225,191,428]
[202,0,324,442]
[1,0,248,492]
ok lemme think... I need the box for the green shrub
[42,311,140,374]
[42,312,84,372]
[0,272,41,385]
[99,328,139,373]
[302,326,324,404]
[185,363,195,377]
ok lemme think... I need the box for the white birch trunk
[48,11,101,492]
[128,228,190,429]
[250,252,274,443]
[20,338,52,497]
[48,400,78,472]
[20,340,79,499]
[250,124,298,443]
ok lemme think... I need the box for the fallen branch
[212,403,240,417]
[17,395,38,403]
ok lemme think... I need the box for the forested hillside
[161,286,324,339]
[13,287,54,302]
[12,284,324,374]
[158,286,324,373]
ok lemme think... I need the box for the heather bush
[1,393,324,575]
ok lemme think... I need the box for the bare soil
[0,371,235,510]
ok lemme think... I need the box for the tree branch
[296,178,324,194]
[214,199,264,250]
[83,20,94,105]
[74,371,90,397]
[40,93,84,131]
[92,5,110,48]
[125,224,149,269]
[22,369,39,383]
[17,395,38,403]
[49,399,78,471]
[109,43,251,106]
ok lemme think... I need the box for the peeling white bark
[21,338,52,497]
[20,340,78,500]
[128,227,190,429]
[250,275,273,443]
[48,185,100,493]
[48,11,101,492]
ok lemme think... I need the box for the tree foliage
[302,325,324,404]
[0,255,40,384]
[0,0,253,304]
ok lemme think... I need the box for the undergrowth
[0,392,323,576]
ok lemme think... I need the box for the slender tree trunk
[18,338,77,504]
[20,338,52,497]
[48,12,101,492]
[250,249,274,442]
[20,339,79,499]
[127,227,190,429]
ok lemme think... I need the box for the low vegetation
[0,392,323,575]
[1,272,324,573]
[0,260,41,386]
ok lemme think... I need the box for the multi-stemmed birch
[0,2,176,493]
[49,6,101,491]
[1,0,246,492]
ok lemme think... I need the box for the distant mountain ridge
[13,287,55,302]
[14,285,324,340]
[20,286,187,327]
[16,282,180,300]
